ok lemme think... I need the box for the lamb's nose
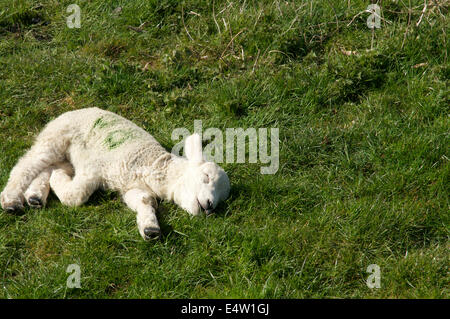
[204,200,214,215]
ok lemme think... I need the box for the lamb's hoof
[27,196,43,208]
[4,205,24,215]
[144,227,161,240]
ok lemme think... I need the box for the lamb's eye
[202,174,210,184]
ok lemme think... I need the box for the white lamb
[0,107,231,239]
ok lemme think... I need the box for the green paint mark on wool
[93,116,119,129]
[92,116,137,150]
[103,129,136,150]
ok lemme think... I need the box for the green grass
[0,0,448,298]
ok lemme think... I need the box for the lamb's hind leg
[1,140,67,212]
[24,168,52,208]
[24,162,74,208]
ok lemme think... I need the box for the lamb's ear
[184,133,203,163]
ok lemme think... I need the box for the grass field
[0,0,448,298]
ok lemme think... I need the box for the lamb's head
[174,134,230,216]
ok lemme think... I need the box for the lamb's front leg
[123,189,160,240]
[50,166,99,207]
